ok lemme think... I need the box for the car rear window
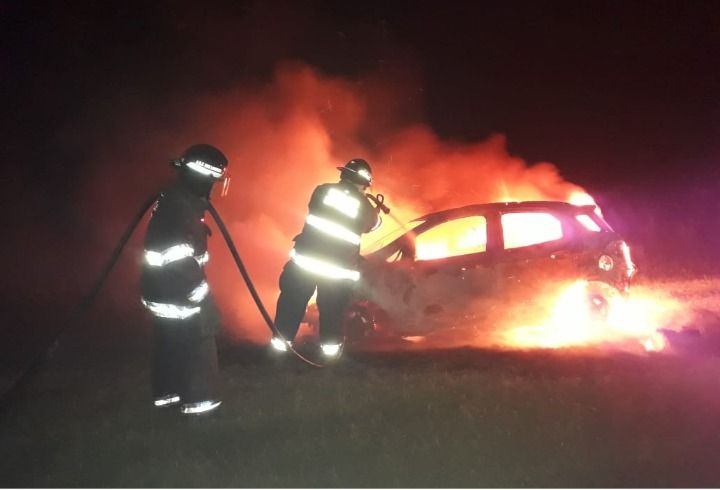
[575,214,602,232]
[415,216,487,260]
[502,212,563,249]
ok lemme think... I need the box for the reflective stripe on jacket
[140,184,211,307]
[291,180,379,279]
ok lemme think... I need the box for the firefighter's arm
[362,196,383,233]
[369,208,382,232]
[307,185,326,214]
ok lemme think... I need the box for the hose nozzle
[366,193,390,214]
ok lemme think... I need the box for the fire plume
[80,62,654,343]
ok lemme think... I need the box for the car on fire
[316,201,637,342]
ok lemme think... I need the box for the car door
[496,210,579,296]
[397,214,498,332]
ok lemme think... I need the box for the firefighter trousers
[274,260,354,344]
[151,317,219,404]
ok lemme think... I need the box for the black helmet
[172,144,231,197]
[337,158,372,186]
[172,144,228,180]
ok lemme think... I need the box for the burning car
[318,201,637,344]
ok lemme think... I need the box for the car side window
[501,212,563,249]
[415,216,487,261]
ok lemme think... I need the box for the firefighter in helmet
[140,144,230,414]
[271,159,382,359]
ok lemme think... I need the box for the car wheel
[344,301,392,341]
[585,280,622,322]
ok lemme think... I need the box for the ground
[2,273,720,487]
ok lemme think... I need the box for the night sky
[3,0,720,306]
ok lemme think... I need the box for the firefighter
[271,159,382,360]
[140,144,230,414]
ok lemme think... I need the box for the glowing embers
[289,249,360,281]
[141,298,201,319]
[145,244,195,267]
[186,160,224,179]
[188,281,209,303]
[305,214,361,244]
[415,216,487,261]
[576,214,602,232]
[323,188,360,218]
[502,212,563,249]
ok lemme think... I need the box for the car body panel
[309,201,636,339]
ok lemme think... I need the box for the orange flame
[497,280,683,352]
[79,63,627,341]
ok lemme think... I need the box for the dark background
[2,0,719,306]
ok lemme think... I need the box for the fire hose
[204,194,391,367]
[79,193,326,368]
[365,193,390,214]
[205,203,324,368]
[1,190,396,404]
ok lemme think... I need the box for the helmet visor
[221,174,231,197]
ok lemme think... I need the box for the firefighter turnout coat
[292,180,380,276]
[274,180,380,344]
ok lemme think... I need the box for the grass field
[2,274,720,487]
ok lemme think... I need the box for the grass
[2,330,720,487]
[3,273,720,487]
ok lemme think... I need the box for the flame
[502,212,563,250]
[568,190,604,217]
[415,216,487,261]
[78,62,616,341]
[568,190,596,207]
[497,280,682,352]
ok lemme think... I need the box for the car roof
[415,201,596,222]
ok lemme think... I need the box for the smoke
[75,61,591,342]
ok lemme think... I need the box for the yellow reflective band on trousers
[305,214,361,245]
[289,249,360,281]
[141,298,201,319]
[322,188,360,218]
[144,244,195,267]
